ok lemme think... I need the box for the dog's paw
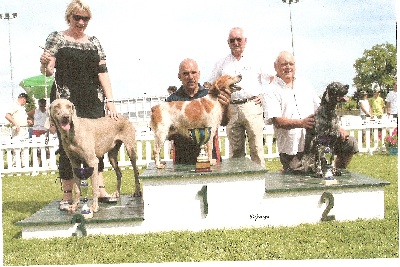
[112,191,120,198]
[90,205,99,213]
[69,203,79,212]
[210,159,217,166]
[156,163,166,169]
[133,190,143,197]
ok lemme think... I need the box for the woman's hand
[40,50,53,65]
[105,102,118,120]
[40,49,55,76]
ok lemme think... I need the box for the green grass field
[2,154,398,265]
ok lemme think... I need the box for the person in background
[369,84,385,119]
[385,79,397,122]
[262,51,358,172]
[167,86,177,95]
[40,0,118,211]
[5,93,33,167]
[167,58,231,164]
[369,84,386,140]
[358,91,371,120]
[28,98,48,137]
[358,91,371,143]
[27,98,50,166]
[208,27,269,167]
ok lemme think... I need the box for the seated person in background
[166,58,231,164]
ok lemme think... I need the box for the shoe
[98,195,118,203]
[59,200,72,211]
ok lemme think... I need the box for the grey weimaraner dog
[50,99,142,216]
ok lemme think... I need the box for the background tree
[353,42,396,100]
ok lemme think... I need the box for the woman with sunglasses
[40,0,118,212]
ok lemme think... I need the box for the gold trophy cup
[190,127,212,172]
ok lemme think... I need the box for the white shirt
[6,101,28,127]
[385,91,397,114]
[263,77,320,155]
[32,108,49,131]
[208,53,269,101]
[358,99,371,116]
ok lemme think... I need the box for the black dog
[291,82,349,175]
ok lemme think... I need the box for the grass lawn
[2,154,398,265]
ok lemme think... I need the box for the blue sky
[0,0,397,105]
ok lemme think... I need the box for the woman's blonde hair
[65,0,92,24]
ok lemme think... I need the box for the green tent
[19,74,54,99]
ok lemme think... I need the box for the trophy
[323,164,338,185]
[73,165,94,219]
[316,143,338,185]
[190,127,212,172]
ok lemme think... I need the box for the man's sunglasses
[229,38,243,44]
[72,14,90,22]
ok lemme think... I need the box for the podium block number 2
[319,192,335,222]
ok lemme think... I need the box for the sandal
[98,186,118,203]
[59,200,72,211]
[59,189,73,211]
[98,195,118,203]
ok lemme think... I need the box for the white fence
[1,117,397,177]
[113,96,167,124]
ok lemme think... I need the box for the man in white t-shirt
[385,80,397,120]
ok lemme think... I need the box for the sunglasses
[229,38,243,44]
[72,14,90,22]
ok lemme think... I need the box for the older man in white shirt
[209,27,269,166]
[263,51,357,171]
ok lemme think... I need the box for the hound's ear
[71,102,77,120]
[323,90,329,103]
[49,104,57,127]
[208,83,220,96]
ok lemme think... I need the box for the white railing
[340,115,397,154]
[1,118,397,177]
[113,96,167,124]
[1,134,59,177]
